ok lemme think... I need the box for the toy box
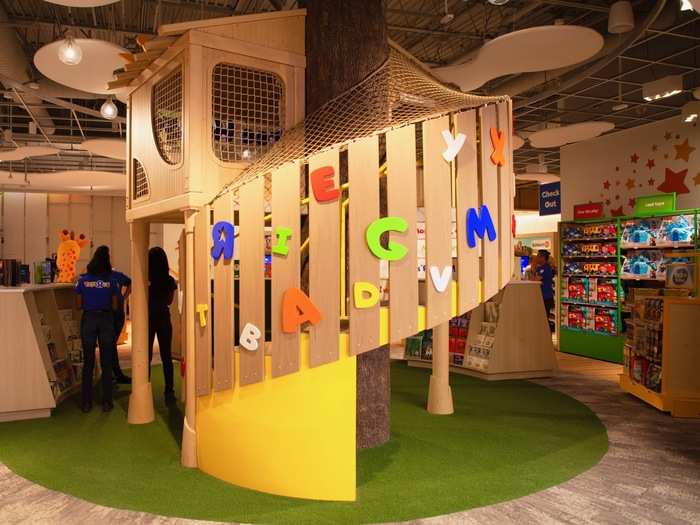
[589,278,618,304]
[621,218,661,248]
[594,308,618,335]
[621,250,664,280]
[657,215,694,246]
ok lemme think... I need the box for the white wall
[515,212,561,235]
[561,117,700,220]
[1,193,131,276]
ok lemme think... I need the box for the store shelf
[563,237,617,242]
[619,374,667,412]
[561,299,617,308]
[562,255,617,259]
[562,274,618,278]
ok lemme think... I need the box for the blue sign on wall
[539,182,561,216]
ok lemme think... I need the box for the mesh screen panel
[215,47,507,202]
[152,67,183,165]
[212,63,285,163]
[133,158,149,199]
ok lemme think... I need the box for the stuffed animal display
[56,230,89,283]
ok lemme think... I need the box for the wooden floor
[1,353,698,525]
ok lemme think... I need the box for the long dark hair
[148,247,170,286]
[87,245,112,277]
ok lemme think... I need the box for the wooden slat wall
[271,162,301,377]
[497,101,514,285]
[455,110,480,314]
[212,193,234,390]
[422,116,454,327]
[348,136,380,355]
[238,178,266,385]
[479,105,500,301]
[308,149,341,367]
[386,125,419,342]
[194,206,212,396]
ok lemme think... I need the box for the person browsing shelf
[148,247,178,406]
[534,249,555,332]
[74,248,119,413]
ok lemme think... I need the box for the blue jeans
[81,310,116,404]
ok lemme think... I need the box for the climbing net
[215,46,506,201]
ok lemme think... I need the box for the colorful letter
[466,205,497,248]
[282,288,322,333]
[490,128,505,167]
[211,221,235,261]
[240,322,261,351]
[353,282,380,309]
[310,166,340,203]
[365,217,408,261]
[271,226,293,256]
[195,303,208,327]
[428,266,451,293]
[441,129,466,162]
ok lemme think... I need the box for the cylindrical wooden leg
[181,209,197,468]
[128,219,155,424]
[427,321,454,415]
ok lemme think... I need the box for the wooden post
[127,219,155,424]
[181,209,197,468]
[427,321,454,415]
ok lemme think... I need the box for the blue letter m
[466,205,497,248]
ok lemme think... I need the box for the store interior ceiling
[0,0,698,197]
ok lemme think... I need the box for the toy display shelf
[407,282,556,380]
[620,297,700,418]
[0,284,86,422]
[558,208,700,364]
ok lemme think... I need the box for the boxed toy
[594,308,617,335]
[621,250,663,279]
[621,218,661,248]
[657,215,694,246]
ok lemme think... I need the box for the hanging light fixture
[100,97,118,120]
[608,1,634,34]
[440,0,454,25]
[57,37,83,66]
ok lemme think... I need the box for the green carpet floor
[0,363,607,524]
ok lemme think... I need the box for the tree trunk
[301,0,391,449]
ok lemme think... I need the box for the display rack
[0,284,85,422]
[558,206,699,364]
[407,282,556,380]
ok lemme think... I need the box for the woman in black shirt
[148,247,178,405]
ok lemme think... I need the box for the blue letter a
[466,205,497,248]
[211,221,235,261]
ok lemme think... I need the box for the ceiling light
[440,0,454,25]
[100,97,118,120]
[612,102,629,111]
[642,75,683,102]
[680,0,693,10]
[57,37,83,66]
[608,1,634,34]
[487,0,510,5]
[241,149,252,160]
[681,101,700,123]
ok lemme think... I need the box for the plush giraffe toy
[56,230,89,283]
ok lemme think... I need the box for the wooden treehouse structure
[114,9,519,502]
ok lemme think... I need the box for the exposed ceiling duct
[0,6,55,136]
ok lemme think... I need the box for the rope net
[216,47,507,200]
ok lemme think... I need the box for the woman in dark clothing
[75,246,119,413]
[148,247,178,405]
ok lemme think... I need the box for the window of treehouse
[212,63,285,163]
[133,158,150,199]
[152,66,183,165]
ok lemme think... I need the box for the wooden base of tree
[356,345,391,449]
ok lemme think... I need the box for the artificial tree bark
[300,0,391,449]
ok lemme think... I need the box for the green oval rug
[0,362,607,524]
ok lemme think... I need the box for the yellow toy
[56,229,89,283]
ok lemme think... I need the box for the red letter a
[282,288,322,333]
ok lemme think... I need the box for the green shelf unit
[559,328,624,364]
[558,202,700,364]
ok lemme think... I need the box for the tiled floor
[1,353,698,525]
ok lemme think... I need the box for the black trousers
[113,309,126,377]
[544,297,555,333]
[81,310,116,405]
[148,310,174,395]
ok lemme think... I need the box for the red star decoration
[610,206,624,217]
[633,169,637,174]
[628,197,636,207]
[630,153,639,163]
[676,134,681,140]
[646,159,655,170]
[647,177,655,186]
[664,153,669,159]
[657,168,690,195]
[603,180,611,189]
[615,166,620,172]
[615,180,621,186]
[665,131,672,140]
[625,178,635,190]
[605,199,611,205]
[638,184,642,188]
[652,144,658,152]
[694,172,700,186]
[615,194,620,200]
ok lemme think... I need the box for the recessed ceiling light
[642,75,683,102]
[57,37,83,66]
[612,102,629,111]
[681,101,700,123]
